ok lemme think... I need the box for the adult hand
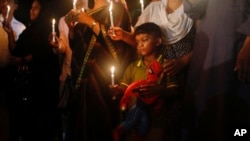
[2,20,13,34]
[64,10,79,28]
[10,56,22,66]
[137,83,161,97]
[162,59,183,76]
[48,32,59,47]
[108,27,124,41]
[235,36,250,82]
[109,84,125,100]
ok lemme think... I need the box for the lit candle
[140,0,144,14]
[109,1,114,27]
[111,66,115,86]
[6,5,10,20]
[52,19,56,42]
[111,66,116,100]
[73,0,76,10]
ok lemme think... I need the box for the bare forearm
[122,30,136,47]
[180,52,193,68]
[8,31,16,51]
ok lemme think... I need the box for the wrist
[90,21,97,30]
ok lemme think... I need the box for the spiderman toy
[113,60,164,141]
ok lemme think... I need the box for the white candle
[140,0,144,14]
[52,19,56,42]
[6,5,10,20]
[111,66,116,100]
[111,66,115,86]
[73,0,77,10]
[109,1,114,27]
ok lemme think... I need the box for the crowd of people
[0,0,249,141]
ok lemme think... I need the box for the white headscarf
[135,0,193,45]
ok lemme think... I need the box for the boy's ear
[156,37,162,46]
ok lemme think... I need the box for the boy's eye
[141,38,149,42]
[136,38,149,44]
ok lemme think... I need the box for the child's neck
[143,54,158,68]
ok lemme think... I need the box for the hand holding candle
[52,18,56,42]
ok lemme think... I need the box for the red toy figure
[120,60,163,111]
[113,60,164,141]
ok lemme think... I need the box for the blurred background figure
[0,1,25,140]
[53,0,136,140]
[183,0,250,141]
[7,0,61,141]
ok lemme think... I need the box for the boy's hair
[135,22,162,38]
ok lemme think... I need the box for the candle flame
[7,5,10,11]
[140,0,143,4]
[111,66,115,74]
[52,19,55,24]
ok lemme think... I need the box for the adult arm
[235,4,250,82]
[109,26,136,47]
[183,0,208,20]
[235,36,250,82]
[163,52,193,76]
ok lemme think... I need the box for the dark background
[15,0,151,26]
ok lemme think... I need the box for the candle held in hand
[111,66,115,86]
[140,0,144,14]
[111,66,116,100]
[109,1,114,27]
[6,5,10,20]
[52,19,56,42]
[73,0,76,10]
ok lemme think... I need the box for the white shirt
[11,17,26,41]
[0,14,26,41]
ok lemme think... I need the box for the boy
[112,22,168,141]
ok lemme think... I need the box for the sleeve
[120,63,134,87]
[113,2,132,32]
[183,0,208,20]
[236,1,250,35]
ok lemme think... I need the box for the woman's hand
[109,84,126,100]
[108,27,125,41]
[162,59,183,76]
[162,53,192,76]
[10,56,22,66]
[136,83,162,97]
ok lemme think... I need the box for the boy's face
[135,33,161,57]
